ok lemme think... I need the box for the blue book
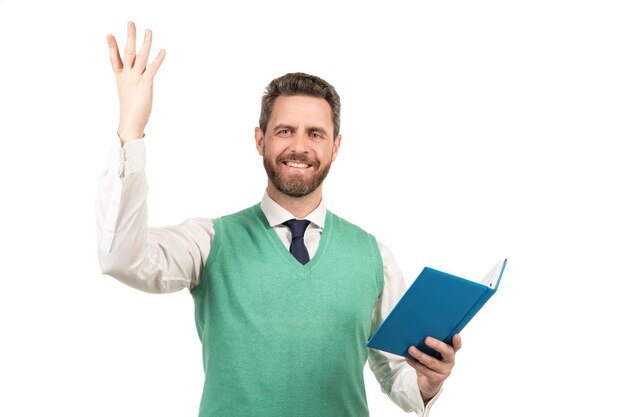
[367,259,507,359]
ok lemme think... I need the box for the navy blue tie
[283,219,311,265]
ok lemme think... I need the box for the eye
[277,129,291,136]
[310,132,322,139]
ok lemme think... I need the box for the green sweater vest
[191,204,384,417]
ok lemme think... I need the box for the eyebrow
[307,126,329,137]
[274,124,296,132]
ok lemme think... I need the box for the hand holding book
[367,259,507,402]
[405,334,462,402]
[367,259,507,359]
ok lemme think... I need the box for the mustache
[277,153,319,167]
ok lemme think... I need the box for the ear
[331,134,342,162]
[255,127,265,156]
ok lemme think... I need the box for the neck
[267,183,323,219]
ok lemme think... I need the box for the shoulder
[327,210,383,255]
[216,204,262,226]
[327,210,373,237]
[326,210,400,268]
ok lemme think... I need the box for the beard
[263,151,332,198]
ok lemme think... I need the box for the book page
[480,260,506,288]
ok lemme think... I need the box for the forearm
[368,242,442,415]
[95,138,209,293]
[96,138,154,290]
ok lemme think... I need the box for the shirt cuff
[113,136,145,178]
[421,385,443,416]
[396,365,443,416]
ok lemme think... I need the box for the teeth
[286,162,310,169]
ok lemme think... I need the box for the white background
[1,0,624,416]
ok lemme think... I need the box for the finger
[452,334,462,352]
[405,357,438,380]
[144,49,166,79]
[425,337,456,363]
[106,34,123,73]
[134,29,152,74]
[123,21,136,70]
[408,346,446,373]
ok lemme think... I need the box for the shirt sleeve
[367,242,443,416]
[95,136,213,293]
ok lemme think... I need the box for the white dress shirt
[95,136,441,415]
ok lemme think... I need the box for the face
[255,95,341,198]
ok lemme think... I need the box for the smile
[283,161,312,169]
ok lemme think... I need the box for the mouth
[281,160,314,170]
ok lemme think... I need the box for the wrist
[117,129,145,146]
[420,390,435,404]
[418,383,441,404]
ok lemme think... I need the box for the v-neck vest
[191,204,384,417]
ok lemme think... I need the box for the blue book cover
[367,259,507,359]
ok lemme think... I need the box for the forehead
[268,95,333,128]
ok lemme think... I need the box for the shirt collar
[260,190,326,229]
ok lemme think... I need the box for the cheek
[266,143,288,161]
[330,146,338,160]
[321,145,336,163]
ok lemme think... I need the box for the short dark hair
[259,72,341,139]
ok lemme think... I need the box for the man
[97,21,461,416]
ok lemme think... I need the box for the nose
[289,131,310,154]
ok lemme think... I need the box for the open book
[367,259,507,359]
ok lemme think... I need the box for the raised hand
[106,21,166,145]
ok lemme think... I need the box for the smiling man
[257,92,340,214]
[97,22,460,417]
